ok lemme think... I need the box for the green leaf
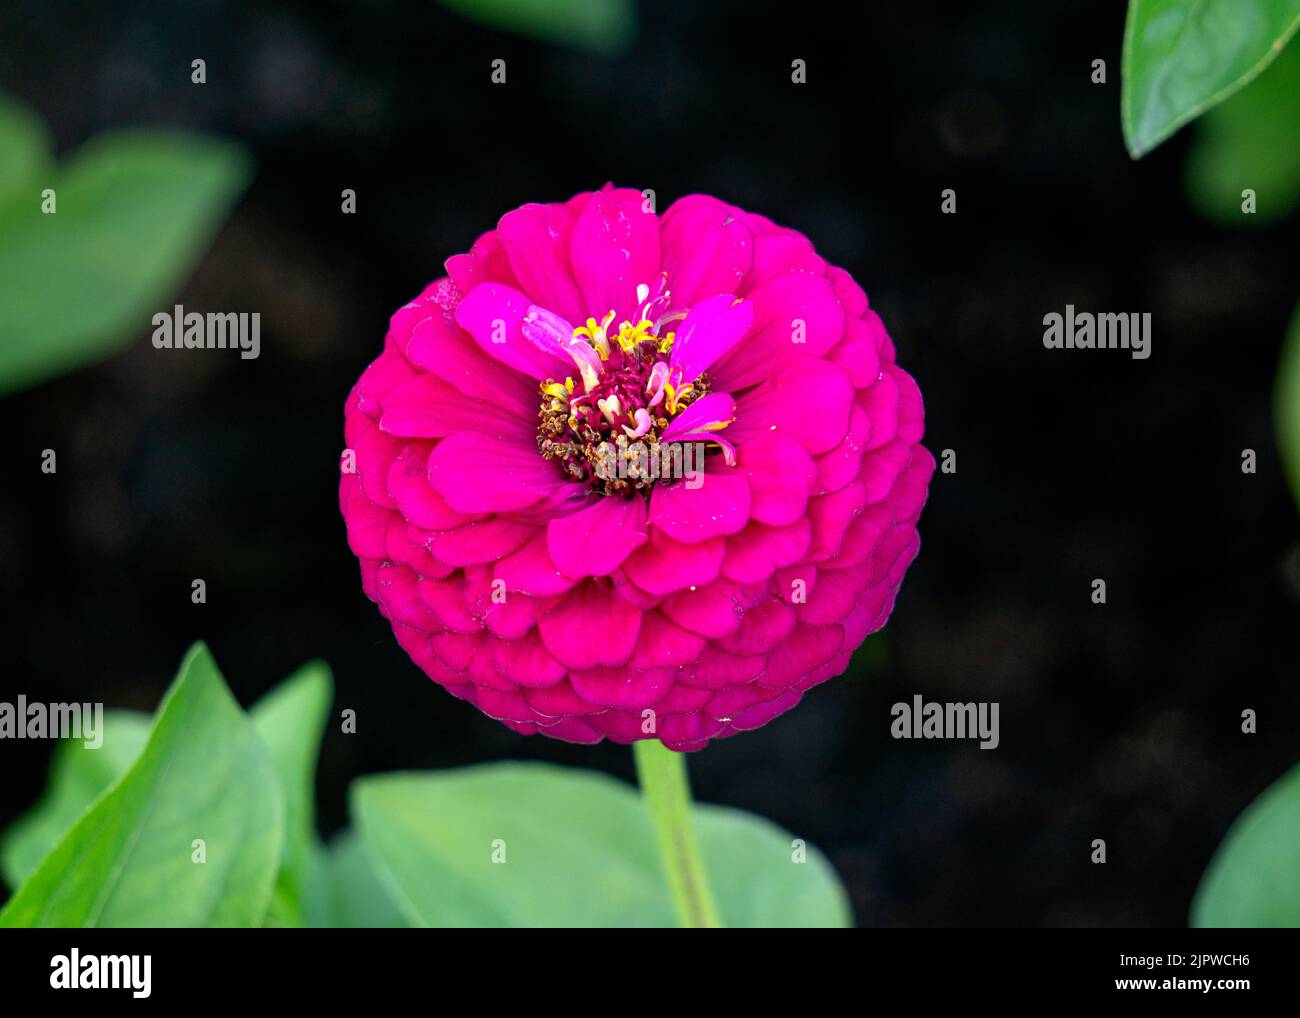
[0,93,52,207]
[0,711,151,891]
[0,644,284,927]
[305,831,410,929]
[1277,300,1300,511]
[1185,34,1300,223]
[1192,760,1300,926]
[250,662,332,927]
[696,808,853,927]
[353,763,850,928]
[0,659,333,925]
[0,96,252,395]
[1121,0,1300,158]
[434,0,635,57]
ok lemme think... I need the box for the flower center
[537,308,712,495]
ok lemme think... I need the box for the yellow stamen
[663,381,694,415]
[573,311,617,359]
[612,318,655,351]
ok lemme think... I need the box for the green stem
[633,738,723,928]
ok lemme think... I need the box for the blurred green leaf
[0,95,252,395]
[305,831,410,928]
[353,762,850,928]
[0,644,283,927]
[250,662,333,928]
[1192,760,1300,926]
[0,93,52,207]
[0,711,151,891]
[1185,36,1300,223]
[1277,300,1300,511]
[435,0,634,58]
[695,807,853,927]
[1122,0,1300,158]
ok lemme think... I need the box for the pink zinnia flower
[340,186,933,751]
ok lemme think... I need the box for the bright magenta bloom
[340,187,933,750]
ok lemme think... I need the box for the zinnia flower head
[340,186,933,751]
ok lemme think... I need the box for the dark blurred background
[1,0,1296,926]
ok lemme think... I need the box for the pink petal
[387,303,444,361]
[524,679,606,717]
[380,373,533,442]
[760,624,845,689]
[623,528,725,595]
[858,369,899,451]
[866,521,920,587]
[353,349,417,421]
[744,231,825,287]
[892,365,926,444]
[481,593,539,640]
[659,391,736,444]
[814,404,872,494]
[389,520,455,578]
[373,563,441,632]
[420,517,536,567]
[630,611,707,668]
[649,470,751,543]
[706,683,787,722]
[492,629,567,687]
[538,581,643,669]
[427,431,565,513]
[861,439,912,504]
[657,712,729,749]
[827,316,882,388]
[735,433,818,526]
[728,355,854,455]
[546,494,649,579]
[818,502,893,570]
[387,443,481,530]
[868,308,896,362]
[569,666,675,710]
[347,414,404,509]
[454,282,573,380]
[569,188,660,324]
[794,561,871,625]
[523,304,602,388]
[494,532,579,596]
[659,578,752,639]
[417,577,483,633]
[896,445,935,520]
[806,481,868,561]
[497,203,586,323]
[656,684,716,713]
[826,265,868,316]
[775,563,816,603]
[406,316,536,418]
[667,295,753,385]
[445,229,519,292]
[721,519,811,583]
[660,195,753,308]
[717,596,796,656]
[678,645,765,690]
[340,474,391,559]
[730,689,803,732]
[474,686,545,723]
[714,271,843,390]
[610,568,663,609]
